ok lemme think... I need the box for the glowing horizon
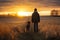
[0,10,51,16]
[0,0,60,17]
[0,5,60,16]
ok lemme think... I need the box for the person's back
[31,8,40,32]
[32,8,40,23]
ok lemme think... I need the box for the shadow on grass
[15,32,46,40]
[0,32,60,40]
[0,33,12,40]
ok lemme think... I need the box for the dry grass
[0,17,60,40]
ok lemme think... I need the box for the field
[0,16,60,40]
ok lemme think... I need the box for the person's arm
[31,13,34,23]
[38,14,40,22]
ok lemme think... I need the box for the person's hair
[34,8,37,12]
[27,21,30,24]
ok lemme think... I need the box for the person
[32,8,40,32]
[26,21,30,32]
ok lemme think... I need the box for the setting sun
[17,12,29,16]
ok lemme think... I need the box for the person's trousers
[34,23,38,32]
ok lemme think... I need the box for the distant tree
[51,9,58,16]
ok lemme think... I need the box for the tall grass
[0,17,60,40]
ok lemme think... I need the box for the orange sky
[0,5,60,16]
[0,0,60,16]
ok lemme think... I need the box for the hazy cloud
[0,0,60,7]
[0,0,13,7]
[28,0,60,7]
[0,0,60,12]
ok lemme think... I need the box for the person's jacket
[32,12,40,23]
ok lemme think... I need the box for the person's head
[27,21,30,24]
[34,8,37,12]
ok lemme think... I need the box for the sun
[17,11,29,16]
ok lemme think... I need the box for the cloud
[0,0,12,3]
[0,0,13,7]
[0,0,60,7]
[0,0,60,12]
[45,0,60,6]
[26,0,60,7]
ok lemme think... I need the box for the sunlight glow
[17,12,29,16]
[0,11,51,16]
[40,11,51,16]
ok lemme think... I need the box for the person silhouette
[26,21,30,32]
[32,8,40,32]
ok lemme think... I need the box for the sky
[0,0,60,16]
